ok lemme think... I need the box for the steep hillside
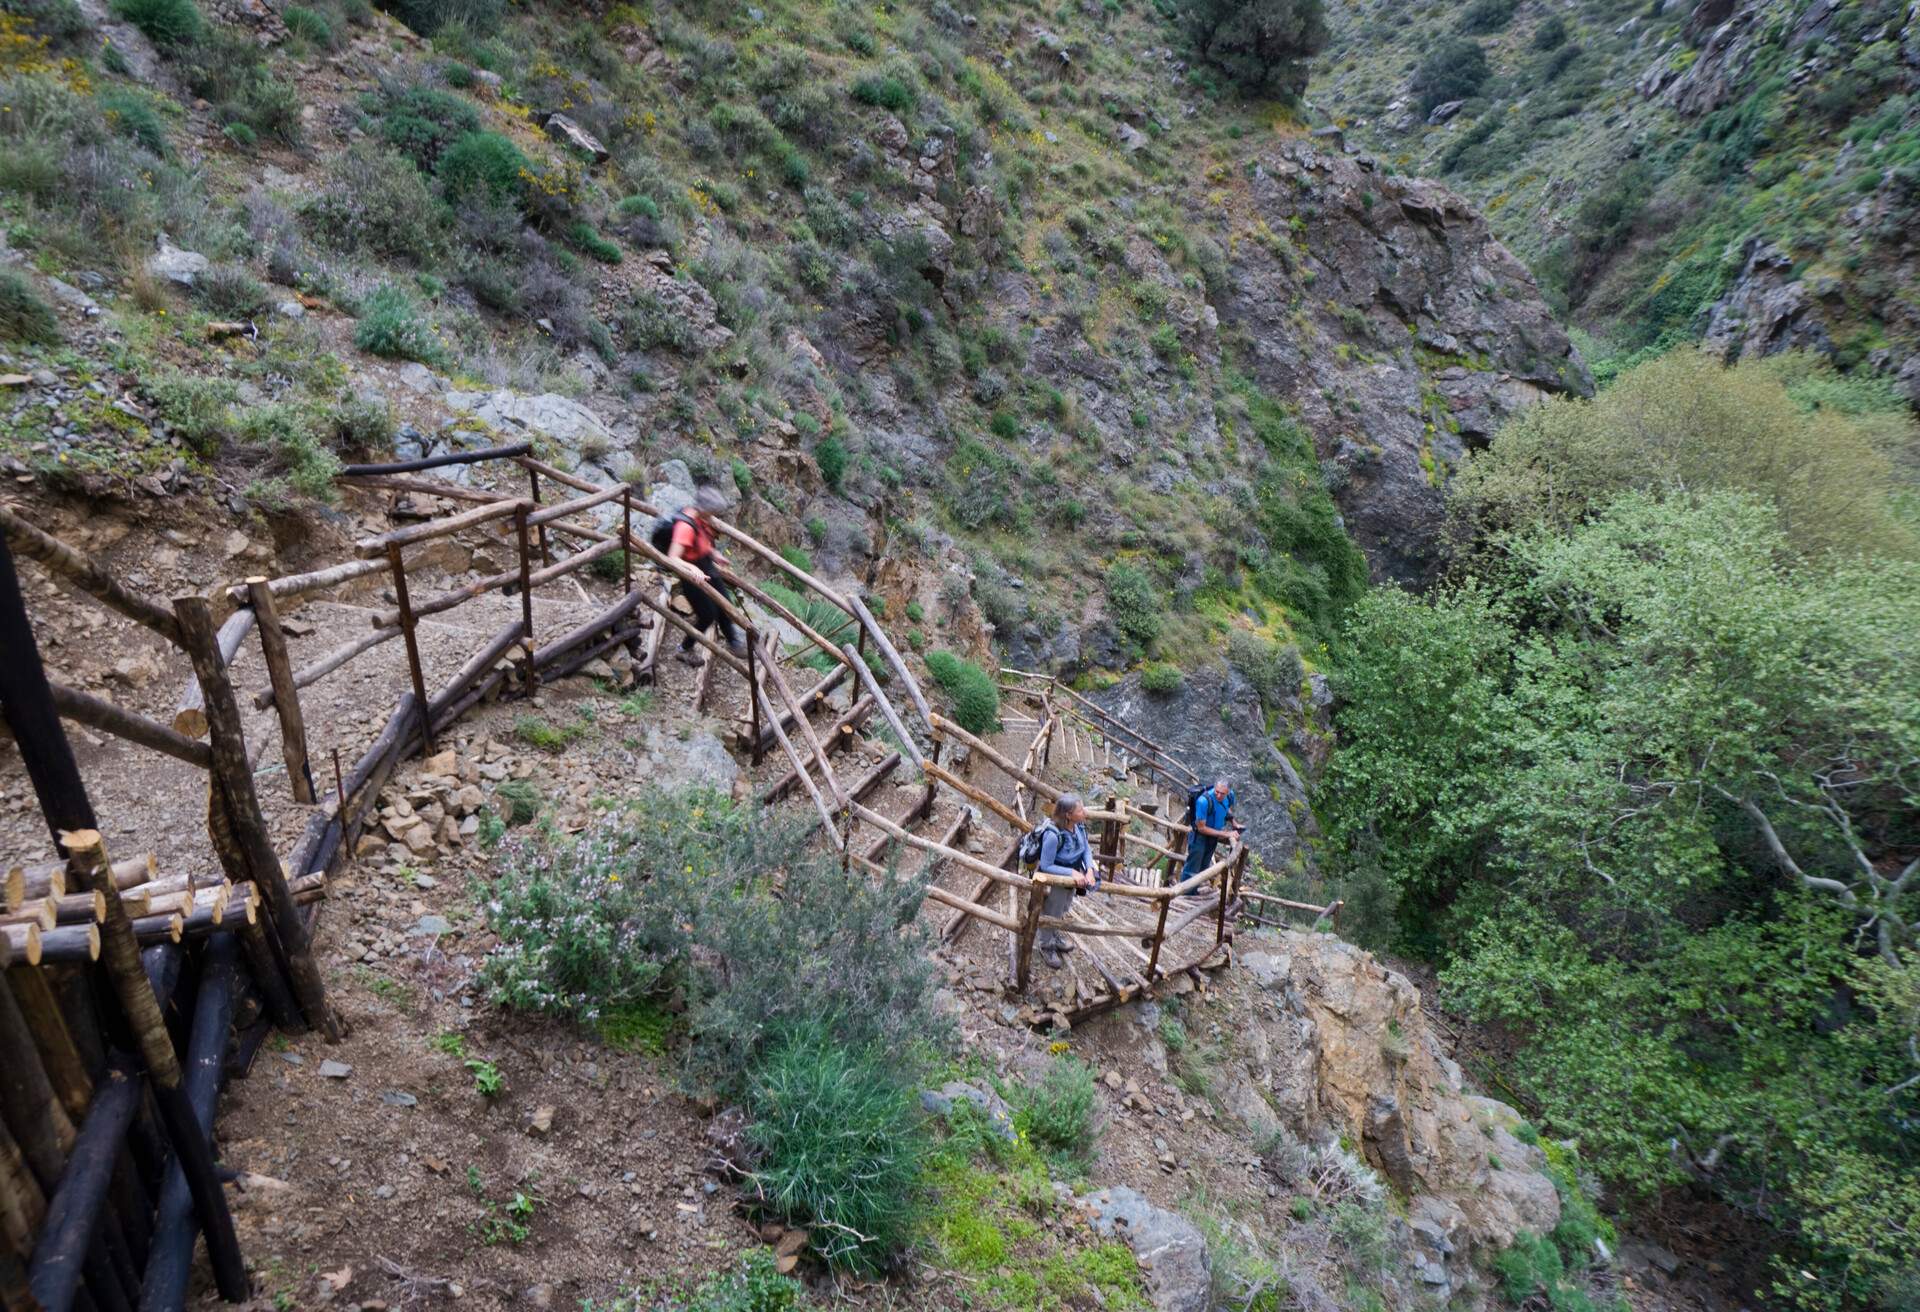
[2,0,1581,690]
[1309,0,1920,392]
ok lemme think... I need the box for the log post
[60,832,248,1303]
[1162,812,1189,888]
[526,465,552,566]
[0,535,101,848]
[139,931,239,1311]
[1099,792,1123,884]
[515,505,536,694]
[1144,894,1172,980]
[745,642,762,766]
[385,545,433,756]
[25,1056,142,1312]
[172,596,335,1040]
[1013,879,1046,992]
[246,579,316,803]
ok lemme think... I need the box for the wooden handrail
[352,498,529,559]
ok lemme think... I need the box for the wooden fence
[0,444,1337,1307]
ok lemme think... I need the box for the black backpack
[1183,785,1207,828]
[1016,819,1056,867]
[649,511,696,555]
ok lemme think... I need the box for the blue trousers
[1182,835,1219,879]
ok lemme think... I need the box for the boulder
[148,237,209,288]
[542,112,609,163]
[1077,1187,1210,1312]
[1701,237,1836,362]
[443,388,618,462]
[1234,931,1563,1255]
[918,1081,1017,1140]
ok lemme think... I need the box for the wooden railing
[0,443,1335,1305]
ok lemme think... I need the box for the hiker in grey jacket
[1036,793,1094,969]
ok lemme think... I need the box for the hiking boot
[1042,948,1065,970]
[727,635,749,658]
[675,648,704,668]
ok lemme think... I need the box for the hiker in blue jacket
[1035,792,1094,969]
[1181,777,1242,881]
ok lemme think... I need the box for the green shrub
[924,650,1000,735]
[197,264,268,318]
[327,394,395,452]
[1014,1056,1098,1161]
[744,1026,928,1272]
[615,193,660,220]
[234,403,339,499]
[814,435,849,490]
[850,75,914,111]
[1456,0,1514,33]
[1141,663,1183,695]
[148,373,237,456]
[905,600,925,623]
[98,88,171,158]
[513,714,586,751]
[7,0,92,45]
[778,545,813,572]
[1412,37,1488,112]
[671,1250,802,1312]
[375,0,502,37]
[566,220,622,264]
[481,790,939,1097]
[282,3,334,45]
[1179,0,1327,100]
[988,410,1019,439]
[493,778,540,826]
[110,0,201,45]
[0,271,60,346]
[1226,630,1303,707]
[353,284,442,363]
[436,130,527,206]
[374,83,480,169]
[303,144,447,263]
[1104,562,1161,651]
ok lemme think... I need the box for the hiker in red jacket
[665,485,747,665]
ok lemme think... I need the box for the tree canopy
[1324,346,1920,1308]
[1180,0,1329,100]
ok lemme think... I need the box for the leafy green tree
[1324,492,1920,1306]
[1179,0,1328,100]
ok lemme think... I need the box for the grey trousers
[1037,884,1076,950]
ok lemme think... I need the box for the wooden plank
[171,606,255,739]
[839,642,924,769]
[847,595,932,732]
[758,696,873,804]
[221,556,386,608]
[387,544,434,757]
[352,498,529,559]
[46,682,211,769]
[60,830,248,1300]
[255,623,401,711]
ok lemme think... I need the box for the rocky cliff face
[1091,662,1332,878]
[1310,0,1920,407]
[1221,143,1589,583]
